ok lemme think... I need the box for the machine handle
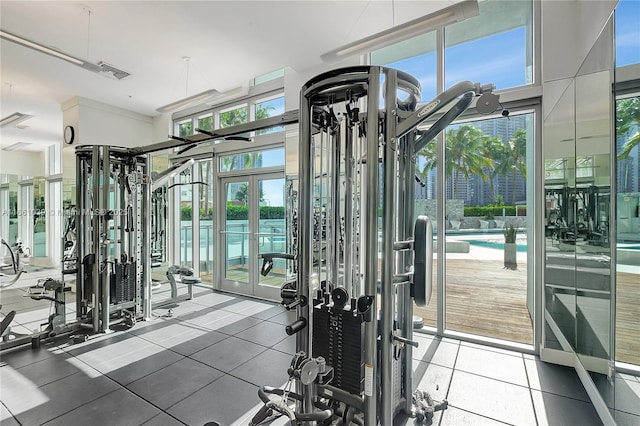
[284,299,302,311]
[393,333,419,348]
[285,317,307,335]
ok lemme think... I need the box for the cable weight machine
[75,145,152,333]
[252,66,500,425]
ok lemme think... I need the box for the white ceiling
[0,0,458,152]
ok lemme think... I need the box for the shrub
[464,206,516,217]
[260,206,285,219]
[504,225,517,243]
[181,205,192,220]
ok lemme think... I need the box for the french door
[219,173,285,300]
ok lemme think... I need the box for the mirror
[544,78,577,352]
[33,177,47,258]
[574,16,614,407]
[543,13,625,421]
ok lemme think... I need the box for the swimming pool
[467,239,528,252]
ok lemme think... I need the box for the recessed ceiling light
[0,112,34,128]
[2,141,32,151]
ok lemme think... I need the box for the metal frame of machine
[75,145,152,332]
[250,66,499,425]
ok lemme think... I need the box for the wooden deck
[616,271,640,365]
[414,259,533,345]
[414,260,640,366]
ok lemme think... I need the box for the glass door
[220,173,284,300]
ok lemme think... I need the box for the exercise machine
[1,277,71,350]
[0,238,27,288]
[252,66,500,425]
[545,185,611,246]
[75,145,152,332]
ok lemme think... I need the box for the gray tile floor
[0,273,620,426]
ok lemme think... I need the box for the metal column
[297,89,313,414]
[363,66,381,425]
[380,69,398,424]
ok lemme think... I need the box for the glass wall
[33,177,46,258]
[613,1,640,417]
[198,159,215,284]
[371,32,437,101]
[444,0,533,90]
[440,113,534,344]
[255,95,285,134]
[371,0,535,345]
[615,0,640,68]
[177,164,194,268]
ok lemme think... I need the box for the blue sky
[386,0,639,104]
[616,0,640,67]
[388,26,528,103]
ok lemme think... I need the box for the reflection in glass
[544,79,577,352]
[574,20,614,399]
[33,178,46,257]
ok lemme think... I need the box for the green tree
[220,107,247,128]
[419,125,493,199]
[495,129,527,205]
[480,134,506,203]
[234,183,265,204]
[219,105,275,128]
[616,97,640,161]
[198,160,213,218]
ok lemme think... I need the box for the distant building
[415,114,529,206]
[616,122,639,193]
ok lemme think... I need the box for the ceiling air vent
[98,62,131,80]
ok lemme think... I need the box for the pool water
[467,239,528,252]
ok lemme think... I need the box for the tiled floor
[0,278,624,425]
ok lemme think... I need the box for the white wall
[61,96,153,148]
[0,150,45,175]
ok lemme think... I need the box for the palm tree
[495,129,527,206]
[480,135,506,203]
[418,125,494,200]
[234,183,265,204]
[616,97,640,161]
[446,125,493,199]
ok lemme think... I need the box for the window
[576,156,595,180]
[616,0,640,67]
[219,148,285,172]
[372,32,437,102]
[198,114,213,132]
[177,119,193,137]
[254,68,285,85]
[219,105,248,128]
[255,96,285,134]
[445,0,533,90]
[48,144,61,175]
[372,0,533,99]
